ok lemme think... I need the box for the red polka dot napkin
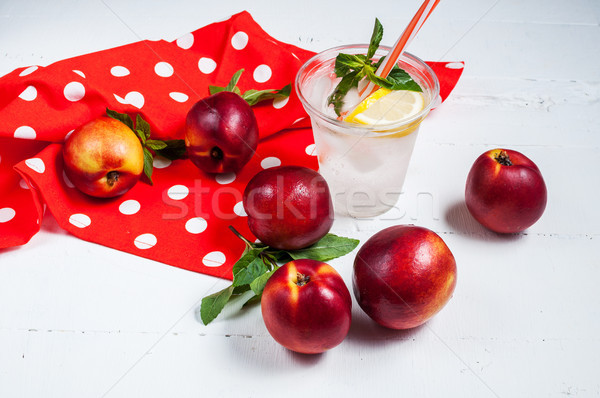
[0,11,464,279]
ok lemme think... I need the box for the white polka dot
[167,184,189,200]
[215,172,236,184]
[14,126,36,140]
[445,62,464,69]
[261,157,281,169]
[113,91,144,109]
[305,143,317,156]
[154,62,174,77]
[73,70,86,78]
[169,92,189,103]
[292,117,305,125]
[253,64,272,83]
[19,86,37,101]
[202,251,226,267]
[110,66,130,77]
[64,129,75,141]
[198,57,217,74]
[64,82,85,101]
[273,96,289,109]
[25,158,45,173]
[0,208,16,223]
[185,217,208,234]
[231,31,249,50]
[153,156,171,169]
[233,201,247,217]
[134,233,157,249]
[119,200,141,215]
[69,213,91,228]
[176,33,194,49]
[19,179,29,189]
[62,171,75,188]
[19,66,38,76]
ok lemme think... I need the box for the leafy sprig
[327,18,422,116]
[200,226,359,325]
[106,108,185,184]
[209,69,291,106]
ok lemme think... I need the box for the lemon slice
[345,88,425,126]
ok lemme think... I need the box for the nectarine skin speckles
[353,225,457,330]
[261,259,351,354]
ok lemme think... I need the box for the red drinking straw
[358,0,441,100]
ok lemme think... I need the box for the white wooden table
[1,1,599,397]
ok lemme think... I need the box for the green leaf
[136,114,151,140]
[367,18,384,60]
[232,285,251,295]
[232,247,268,287]
[249,267,279,296]
[328,70,361,116]
[286,234,360,262]
[334,53,367,77]
[200,285,234,325]
[156,139,186,160]
[142,147,154,185]
[242,84,291,106]
[225,69,244,92]
[208,85,225,95]
[209,69,244,95]
[106,108,134,130]
[145,139,168,151]
[385,67,423,92]
[135,129,146,144]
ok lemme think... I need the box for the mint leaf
[328,70,361,116]
[106,108,134,130]
[385,67,423,92]
[200,285,235,325]
[145,139,168,151]
[142,147,154,185]
[286,234,360,262]
[334,54,368,76]
[242,84,291,106]
[156,139,186,160]
[326,19,421,115]
[232,248,268,287]
[367,18,384,60]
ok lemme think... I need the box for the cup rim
[295,44,440,134]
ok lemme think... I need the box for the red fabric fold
[0,11,463,279]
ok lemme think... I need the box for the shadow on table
[345,310,426,346]
[444,200,523,242]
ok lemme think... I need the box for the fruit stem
[210,146,224,160]
[494,150,513,166]
[228,225,254,248]
[106,171,119,187]
[295,273,310,286]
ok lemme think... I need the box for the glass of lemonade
[295,44,440,218]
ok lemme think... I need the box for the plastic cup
[295,44,440,218]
